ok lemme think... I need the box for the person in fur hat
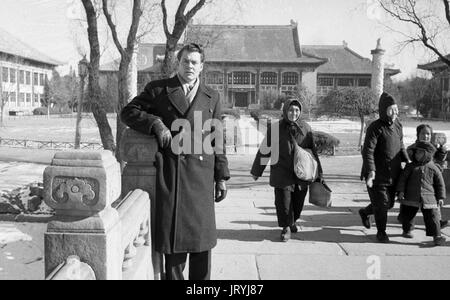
[359,92,409,243]
[397,124,448,229]
[396,141,447,246]
[251,98,323,242]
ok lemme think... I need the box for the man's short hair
[177,43,205,62]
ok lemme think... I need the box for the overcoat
[250,99,323,189]
[397,142,446,209]
[120,76,230,254]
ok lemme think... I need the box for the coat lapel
[166,77,189,115]
[186,83,213,118]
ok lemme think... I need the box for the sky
[0,0,446,80]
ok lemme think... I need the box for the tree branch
[161,0,171,38]
[102,0,125,57]
[378,0,450,67]
[126,0,143,53]
[444,0,450,27]
[185,0,207,20]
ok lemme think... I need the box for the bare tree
[377,0,450,67]
[160,0,208,77]
[81,0,116,152]
[319,87,378,148]
[102,0,143,160]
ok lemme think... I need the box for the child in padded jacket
[396,141,447,246]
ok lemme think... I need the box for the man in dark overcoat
[120,43,230,280]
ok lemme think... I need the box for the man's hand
[252,175,259,181]
[438,199,445,208]
[152,119,172,149]
[366,171,375,188]
[398,192,405,201]
[215,180,227,203]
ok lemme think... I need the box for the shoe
[376,231,390,243]
[440,220,449,229]
[281,227,291,242]
[359,209,371,229]
[402,231,414,239]
[434,236,446,246]
[290,224,299,233]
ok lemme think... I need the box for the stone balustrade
[119,128,163,280]
[43,150,153,280]
[46,256,96,280]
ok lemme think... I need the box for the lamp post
[75,56,88,149]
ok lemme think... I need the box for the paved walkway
[1,153,450,280]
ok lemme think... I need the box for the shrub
[33,107,73,115]
[313,131,340,155]
[249,110,262,121]
[33,107,48,115]
[221,108,241,119]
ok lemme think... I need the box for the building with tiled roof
[303,44,400,97]
[100,21,401,109]
[0,27,61,114]
[184,22,328,107]
[418,55,450,118]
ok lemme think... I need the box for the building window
[19,70,25,84]
[26,93,31,104]
[26,71,31,85]
[227,73,233,85]
[33,73,39,85]
[358,77,371,87]
[40,74,45,86]
[9,68,16,83]
[318,77,334,87]
[2,67,8,82]
[441,77,449,93]
[207,72,224,85]
[19,93,25,106]
[337,78,354,87]
[10,92,16,104]
[282,72,299,85]
[33,94,39,105]
[261,72,278,85]
[232,71,251,85]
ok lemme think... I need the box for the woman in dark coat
[359,92,409,243]
[251,99,323,242]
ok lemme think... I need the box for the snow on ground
[0,162,45,193]
[0,223,32,245]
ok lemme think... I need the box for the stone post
[119,128,163,279]
[371,38,386,100]
[43,151,123,280]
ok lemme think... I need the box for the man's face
[386,104,399,122]
[177,50,203,83]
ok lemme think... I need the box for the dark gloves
[152,119,172,149]
[215,180,227,203]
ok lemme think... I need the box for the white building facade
[0,28,60,115]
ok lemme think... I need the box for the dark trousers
[401,205,441,237]
[274,185,308,228]
[164,251,211,280]
[364,185,396,232]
